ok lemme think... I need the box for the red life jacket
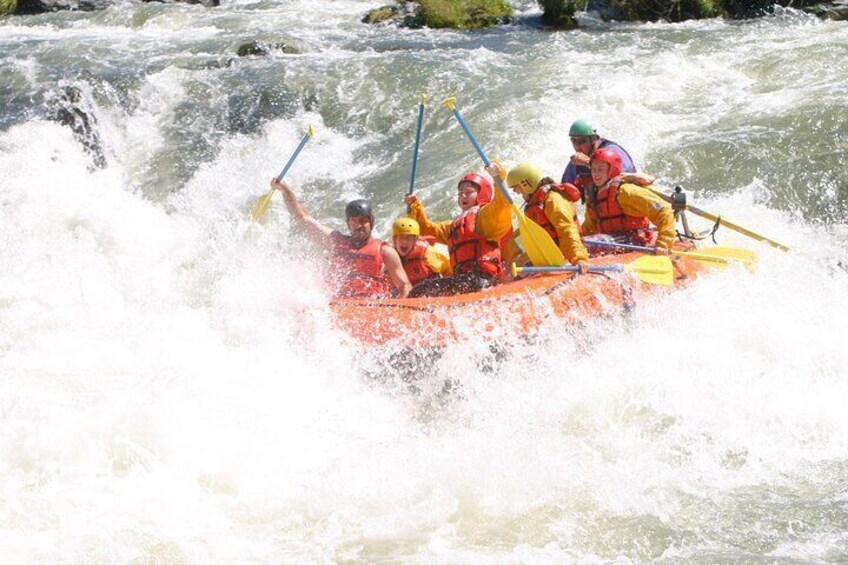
[328,232,393,298]
[585,180,652,241]
[523,184,582,243]
[448,206,503,279]
[574,172,593,202]
[400,236,440,286]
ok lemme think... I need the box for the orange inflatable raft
[330,249,710,348]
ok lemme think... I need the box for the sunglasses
[570,136,591,145]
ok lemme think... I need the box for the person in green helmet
[562,119,636,199]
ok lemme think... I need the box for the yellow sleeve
[544,192,589,264]
[407,199,452,244]
[474,182,513,241]
[616,183,677,250]
[500,235,525,266]
[424,245,453,276]
[581,207,597,237]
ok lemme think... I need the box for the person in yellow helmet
[391,217,452,289]
[403,164,512,297]
[506,161,590,272]
[582,148,676,251]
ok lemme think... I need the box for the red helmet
[590,148,622,180]
[458,172,493,205]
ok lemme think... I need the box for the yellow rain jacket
[424,245,453,277]
[532,189,589,265]
[582,182,676,250]
[407,183,512,245]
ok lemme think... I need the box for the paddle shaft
[518,265,626,275]
[408,96,425,196]
[585,238,731,266]
[646,186,789,252]
[445,106,515,205]
[585,239,659,253]
[276,128,313,181]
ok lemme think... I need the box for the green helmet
[569,119,597,137]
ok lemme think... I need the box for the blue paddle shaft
[408,103,425,195]
[449,108,516,205]
[276,131,312,181]
[585,239,656,254]
[519,265,623,274]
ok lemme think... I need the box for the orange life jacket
[585,179,651,238]
[400,236,440,287]
[328,232,393,298]
[524,184,582,243]
[448,206,503,279]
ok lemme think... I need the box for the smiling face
[591,159,611,187]
[457,181,480,211]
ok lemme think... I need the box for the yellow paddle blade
[250,188,275,221]
[512,203,565,267]
[696,246,758,271]
[625,255,674,286]
[673,250,729,270]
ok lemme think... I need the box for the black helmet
[345,199,373,221]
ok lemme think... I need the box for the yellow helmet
[507,161,544,195]
[392,217,420,237]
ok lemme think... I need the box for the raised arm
[381,245,412,298]
[272,179,333,249]
[405,194,452,244]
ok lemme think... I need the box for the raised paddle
[584,239,759,270]
[645,185,790,252]
[408,94,426,195]
[251,124,315,221]
[511,255,674,286]
[407,94,426,212]
[441,97,566,267]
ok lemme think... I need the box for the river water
[2,1,847,562]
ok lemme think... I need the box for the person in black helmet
[271,178,412,299]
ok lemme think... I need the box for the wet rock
[11,0,216,13]
[362,1,422,27]
[140,0,219,6]
[14,0,110,13]
[586,0,723,22]
[45,85,106,170]
[363,0,511,29]
[539,0,578,28]
[803,0,848,19]
[236,40,302,57]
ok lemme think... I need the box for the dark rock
[140,0,219,7]
[586,0,724,22]
[45,85,106,170]
[12,0,215,13]
[363,1,422,27]
[803,0,848,19]
[236,40,302,57]
[539,0,578,28]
